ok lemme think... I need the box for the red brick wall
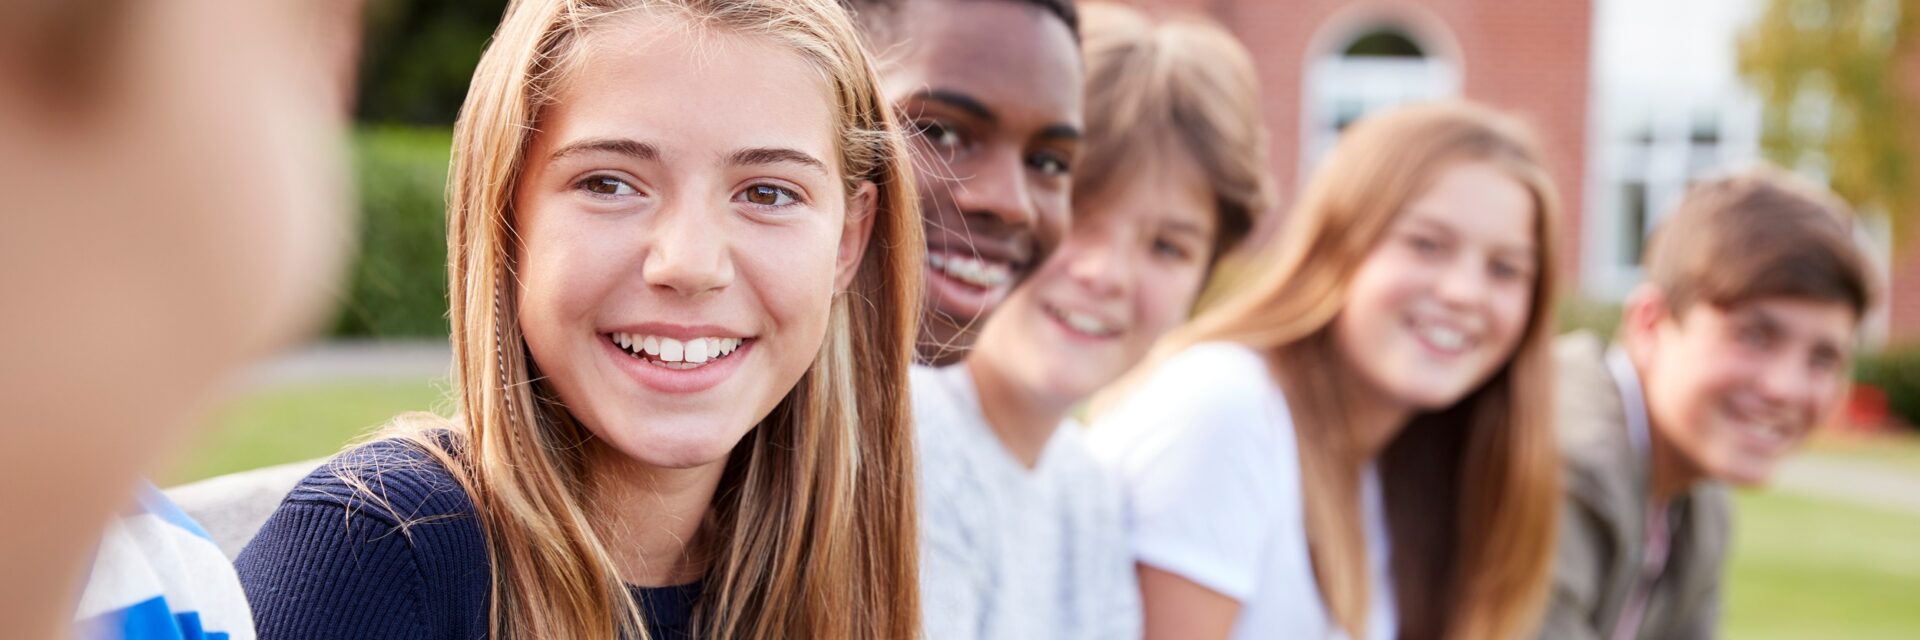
[1124,0,1593,287]
[1892,223,1920,346]
[1888,45,1920,346]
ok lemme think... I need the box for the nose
[1061,232,1128,300]
[1756,351,1826,410]
[953,148,1039,233]
[1433,254,1490,308]
[641,200,734,297]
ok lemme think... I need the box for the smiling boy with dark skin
[848,0,1083,365]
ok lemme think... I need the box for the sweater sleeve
[236,497,431,639]
[234,440,489,640]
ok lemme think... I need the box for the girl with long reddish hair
[1090,102,1563,640]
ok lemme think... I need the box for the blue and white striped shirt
[75,482,255,640]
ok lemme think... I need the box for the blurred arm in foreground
[0,0,361,636]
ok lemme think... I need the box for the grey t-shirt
[912,364,1141,640]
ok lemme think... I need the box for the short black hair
[842,0,1079,40]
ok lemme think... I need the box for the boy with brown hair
[1542,165,1875,639]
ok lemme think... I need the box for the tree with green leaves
[1738,0,1919,241]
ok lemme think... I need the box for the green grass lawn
[162,377,1920,637]
[160,377,448,486]
[1808,433,1920,474]
[1725,490,1920,639]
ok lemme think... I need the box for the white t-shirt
[1087,342,1397,640]
[912,364,1141,640]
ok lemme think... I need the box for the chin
[1393,380,1475,412]
[593,416,753,470]
[624,435,744,469]
[1708,455,1780,488]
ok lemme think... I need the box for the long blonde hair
[1100,102,1560,639]
[368,0,922,637]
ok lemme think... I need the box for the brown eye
[739,184,798,207]
[579,175,636,196]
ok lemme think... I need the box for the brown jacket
[1539,333,1730,640]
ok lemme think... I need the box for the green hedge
[1557,297,1624,340]
[331,126,453,338]
[1855,347,1920,431]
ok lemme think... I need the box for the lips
[608,332,748,368]
[1720,400,1804,454]
[599,324,755,394]
[923,248,1025,321]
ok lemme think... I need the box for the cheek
[738,223,842,332]
[1343,254,1415,329]
[1486,284,1536,352]
[515,205,629,327]
[1133,264,1206,340]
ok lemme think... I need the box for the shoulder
[911,365,996,498]
[238,434,492,638]
[287,436,477,525]
[1144,341,1277,397]
[257,434,489,582]
[1551,332,1626,449]
[1091,342,1295,466]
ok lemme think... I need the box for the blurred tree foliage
[356,0,510,124]
[333,127,453,338]
[1738,0,1918,241]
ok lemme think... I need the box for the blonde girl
[1089,102,1562,640]
[235,0,922,638]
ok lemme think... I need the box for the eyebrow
[548,138,659,164]
[905,88,1084,143]
[1160,219,1210,239]
[729,147,828,173]
[1402,214,1536,254]
[910,89,998,124]
[1037,124,1083,142]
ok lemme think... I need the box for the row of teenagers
[16,0,1872,639]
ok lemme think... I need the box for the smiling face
[1333,161,1540,412]
[1631,294,1856,486]
[512,16,871,471]
[875,0,1083,363]
[973,152,1215,403]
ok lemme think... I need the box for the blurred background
[165,0,1920,637]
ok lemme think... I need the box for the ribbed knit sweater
[234,438,698,639]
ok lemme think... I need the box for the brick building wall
[1127,0,1593,287]
[1887,44,1920,345]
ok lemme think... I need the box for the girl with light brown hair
[914,3,1275,638]
[1088,101,1563,640]
[234,0,923,637]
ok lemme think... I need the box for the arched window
[1302,24,1460,176]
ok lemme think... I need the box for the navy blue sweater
[235,439,698,639]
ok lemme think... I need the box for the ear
[1620,283,1669,370]
[836,180,879,292]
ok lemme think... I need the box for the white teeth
[614,333,747,366]
[1056,307,1115,337]
[931,253,1013,288]
[1414,322,1467,351]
